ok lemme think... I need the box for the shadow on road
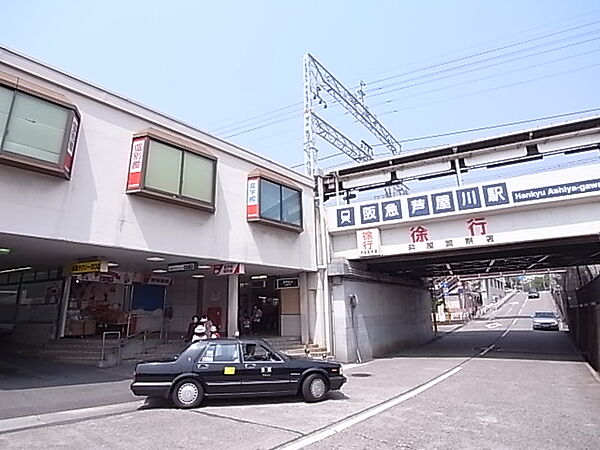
[0,345,134,391]
[138,390,349,411]
[388,329,580,362]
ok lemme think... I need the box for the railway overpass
[319,116,600,362]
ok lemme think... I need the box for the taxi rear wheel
[302,373,329,402]
[172,379,204,408]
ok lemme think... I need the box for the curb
[0,400,144,435]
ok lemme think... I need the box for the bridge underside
[362,234,600,278]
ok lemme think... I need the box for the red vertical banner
[64,115,79,174]
[247,177,259,219]
[127,137,147,190]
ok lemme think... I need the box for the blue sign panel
[407,195,430,217]
[360,203,380,224]
[483,183,510,206]
[512,178,600,203]
[457,187,482,210]
[381,200,402,221]
[431,191,455,214]
[336,207,355,227]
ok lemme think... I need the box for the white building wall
[0,50,317,273]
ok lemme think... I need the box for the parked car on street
[532,311,559,331]
[130,338,346,408]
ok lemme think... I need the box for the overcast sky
[2,1,599,173]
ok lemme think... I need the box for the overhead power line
[290,108,600,169]
[205,14,600,138]
[367,28,600,98]
[377,61,600,117]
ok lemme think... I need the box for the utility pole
[303,53,404,184]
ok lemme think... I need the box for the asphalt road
[1,291,599,449]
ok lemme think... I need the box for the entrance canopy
[0,232,301,278]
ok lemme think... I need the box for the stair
[125,340,186,362]
[35,337,106,365]
[262,337,329,359]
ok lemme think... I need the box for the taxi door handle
[197,364,209,369]
[245,363,256,368]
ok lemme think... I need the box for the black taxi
[130,338,346,408]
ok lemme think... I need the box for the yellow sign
[71,261,107,274]
[223,367,236,375]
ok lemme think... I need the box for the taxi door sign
[223,367,236,375]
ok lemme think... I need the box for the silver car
[532,311,559,331]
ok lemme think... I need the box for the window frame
[200,342,241,363]
[247,176,303,232]
[0,80,80,180]
[126,133,217,212]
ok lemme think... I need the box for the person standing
[183,315,199,342]
[251,305,263,335]
[192,318,208,342]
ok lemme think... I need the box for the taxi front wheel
[302,373,329,402]
[172,379,204,408]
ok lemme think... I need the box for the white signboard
[213,263,245,276]
[330,163,600,232]
[247,177,259,219]
[356,228,382,257]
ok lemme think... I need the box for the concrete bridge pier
[328,258,434,363]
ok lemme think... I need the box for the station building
[0,47,326,349]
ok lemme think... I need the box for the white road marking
[0,400,144,434]
[509,302,519,305]
[479,345,495,356]
[278,367,463,450]
[484,322,502,329]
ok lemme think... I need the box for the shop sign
[357,228,382,257]
[76,271,142,284]
[213,263,245,276]
[127,137,147,190]
[64,115,79,174]
[145,275,172,286]
[276,278,299,289]
[167,262,197,272]
[246,177,260,220]
[71,261,108,274]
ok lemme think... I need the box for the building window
[126,135,217,212]
[247,177,302,231]
[0,84,79,179]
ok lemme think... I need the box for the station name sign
[332,170,600,230]
[512,178,600,202]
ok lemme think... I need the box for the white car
[532,311,559,331]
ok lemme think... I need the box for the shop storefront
[238,275,302,337]
[64,271,170,337]
[0,267,65,344]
